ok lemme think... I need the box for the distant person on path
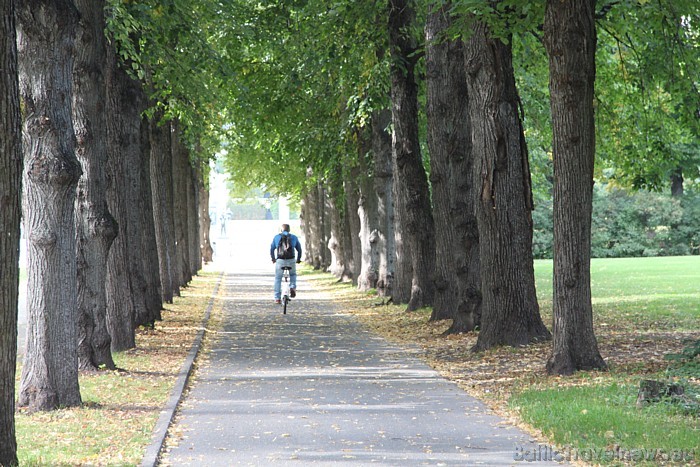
[270,224,302,304]
[219,214,227,236]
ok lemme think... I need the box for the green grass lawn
[15,359,168,465]
[14,269,222,466]
[16,258,695,465]
[316,255,700,465]
[535,256,700,330]
[515,256,700,465]
[512,383,699,465]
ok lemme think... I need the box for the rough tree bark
[344,168,362,284]
[74,0,118,370]
[105,43,139,347]
[308,180,329,270]
[426,2,468,323]
[357,138,380,292]
[670,167,684,197]
[391,146,411,305]
[17,0,83,411]
[0,0,21,459]
[544,0,607,375]
[327,182,353,281]
[357,179,379,291]
[372,110,395,298]
[465,20,550,350]
[303,170,323,269]
[320,183,332,271]
[150,112,177,303]
[312,192,323,266]
[187,164,201,275]
[448,179,481,335]
[171,121,192,288]
[137,113,163,324]
[196,164,214,263]
[342,196,356,281]
[388,0,436,311]
[299,198,309,262]
[426,4,480,332]
[300,188,316,266]
[327,205,344,278]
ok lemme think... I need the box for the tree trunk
[17,0,83,411]
[327,207,344,278]
[74,0,118,371]
[448,212,481,334]
[426,2,466,322]
[104,194,136,348]
[150,113,177,303]
[171,121,192,288]
[465,20,550,351]
[188,163,201,275]
[388,0,436,311]
[670,166,684,197]
[0,0,21,459]
[327,184,352,281]
[320,183,332,271]
[372,110,395,298]
[301,186,318,267]
[105,43,139,348]
[392,147,412,305]
[427,6,481,333]
[308,180,326,269]
[342,195,356,281]
[357,138,379,292]
[454,151,482,331]
[303,170,323,269]
[312,190,323,269]
[300,196,309,263]
[196,164,214,263]
[357,181,379,291]
[138,113,163,324]
[344,169,362,285]
[544,0,607,375]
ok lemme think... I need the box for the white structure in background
[209,158,291,222]
[208,164,230,224]
[278,196,290,221]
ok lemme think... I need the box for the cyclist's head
[281,223,291,233]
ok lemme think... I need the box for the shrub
[532,186,700,259]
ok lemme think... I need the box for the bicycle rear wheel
[282,296,288,314]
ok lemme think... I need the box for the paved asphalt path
[161,262,554,466]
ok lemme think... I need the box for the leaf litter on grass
[313,272,699,461]
[15,268,223,466]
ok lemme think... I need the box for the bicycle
[280,266,292,314]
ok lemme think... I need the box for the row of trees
[222,0,697,368]
[228,0,589,357]
[1,0,226,464]
[1,0,698,463]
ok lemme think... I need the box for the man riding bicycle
[270,224,302,304]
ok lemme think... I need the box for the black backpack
[277,234,295,259]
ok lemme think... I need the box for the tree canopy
[103,0,699,199]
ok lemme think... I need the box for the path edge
[139,270,225,467]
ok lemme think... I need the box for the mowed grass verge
[305,256,700,465]
[15,267,223,466]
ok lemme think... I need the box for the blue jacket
[270,231,302,261]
